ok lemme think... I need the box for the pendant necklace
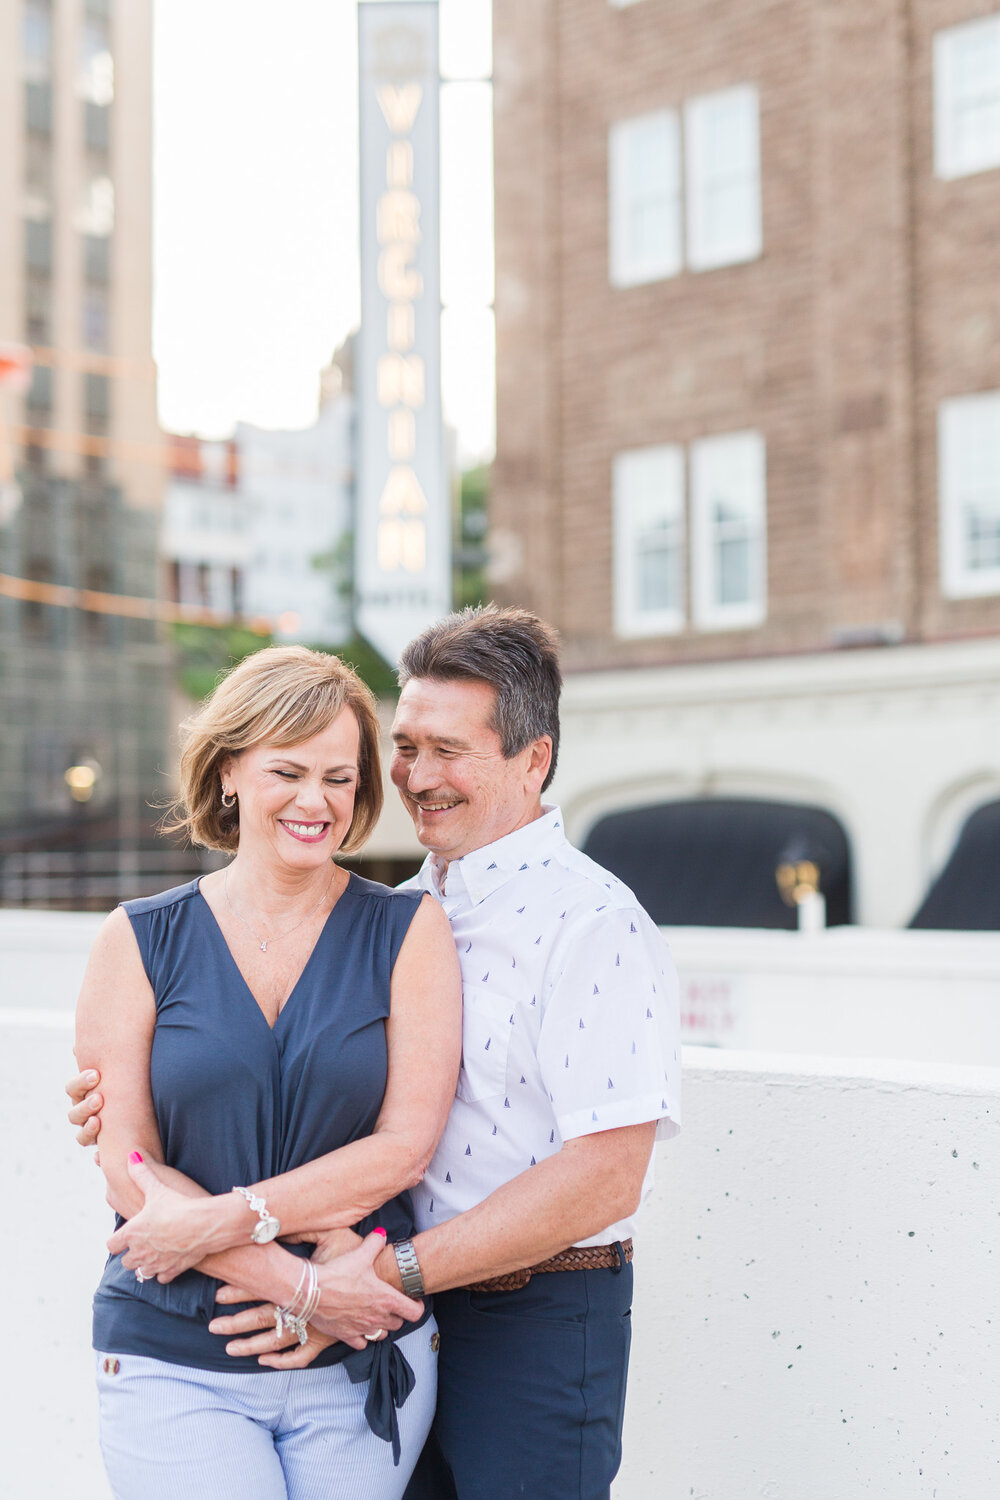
[224,864,335,953]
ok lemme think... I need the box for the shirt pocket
[456,986,513,1103]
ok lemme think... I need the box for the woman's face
[222,709,361,871]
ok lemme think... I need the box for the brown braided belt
[463,1239,633,1293]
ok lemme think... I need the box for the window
[609,111,682,286]
[25,80,52,136]
[685,86,762,270]
[25,272,52,345]
[934,15,1000,180]
[76,175,114,237]
[84,233,110,283]
[690,430,767,629]
[24,217,52,272]
[22,1,52,81]
[613,432,767,637]
[939,390,1000,597]
[85,101,111,155]
[83,372,111,429]
[610,85,761,286]
[78,17,114,105]
[24,135,52,201]
[82,288,110,351]
[613,445,686,636]
[26,363,53,416]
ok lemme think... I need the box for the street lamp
[65,759,102,803]
[776,849,826,933]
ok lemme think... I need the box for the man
[68,605,680,1499]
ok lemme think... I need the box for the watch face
[252,1215,281,1244]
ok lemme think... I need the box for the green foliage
[170,622,273,702]
[315,634,399,698]
[455,463,490,609]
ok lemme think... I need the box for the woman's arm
[104,894,462,1274]
[77,908,419,1345]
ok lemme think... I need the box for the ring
[364,1328,386,1341]
[135,1268,148,1284]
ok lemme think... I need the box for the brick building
[490,0,1000,928]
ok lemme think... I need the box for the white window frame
[934,15,1000,180]
[608,110,682,288]
[613,445,686,637]
[684,85,762,271]
[939,390,1000,599]
[690,430,767,631]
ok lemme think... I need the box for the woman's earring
[221,790,236,809]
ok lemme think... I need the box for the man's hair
[398,604,562,791]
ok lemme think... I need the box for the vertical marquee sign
[356,0,449,666]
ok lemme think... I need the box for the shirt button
[103,1357,120,1375]
[430,1332,441,1352]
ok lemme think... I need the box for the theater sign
[356,0,449,666]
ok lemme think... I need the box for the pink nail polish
[374,1227,387,1238]
[128,1151,143,1165]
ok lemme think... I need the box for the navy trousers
[403,1261,633,1500]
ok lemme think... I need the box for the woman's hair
[165,645,383,855]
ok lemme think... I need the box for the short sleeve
[536,906,681,1143]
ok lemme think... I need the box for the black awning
[909,800,1000,930]
[582,798,852,928]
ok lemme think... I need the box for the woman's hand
[209,1292,341,1369]
[107,1156,222,1282]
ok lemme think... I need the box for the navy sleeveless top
[93,872,427,1379]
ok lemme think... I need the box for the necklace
[224,864,335,953]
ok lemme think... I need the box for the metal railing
[0,847,226,909]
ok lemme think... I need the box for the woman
[75,645,462,1500]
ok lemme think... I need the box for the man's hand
[210,1227,387,1365]
[66,1069,103,1151]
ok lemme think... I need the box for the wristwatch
[233,1186,281,1244]
[393,1238,425,1299]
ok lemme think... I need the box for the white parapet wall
[669,925,1000,1066]
[4,914,1000,1497]
[616,1047,1000,1500]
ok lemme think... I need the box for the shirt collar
[416,805,566,906]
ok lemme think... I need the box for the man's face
[390,677,549,863]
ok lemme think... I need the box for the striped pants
[95,1322,438,1500]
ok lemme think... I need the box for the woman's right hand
[209,1296,341,1369]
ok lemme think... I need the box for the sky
[152,0,495,465]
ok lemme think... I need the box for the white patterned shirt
[400,805,681,1246]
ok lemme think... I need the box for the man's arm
[375,1121,657,1295]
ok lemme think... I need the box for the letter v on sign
[377,85,423,134]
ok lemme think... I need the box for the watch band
[233,1185,280,1243]
[393,1238,425,1299]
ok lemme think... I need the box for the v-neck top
[92,872,424,1374]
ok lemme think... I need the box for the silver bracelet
[274,1261,318,1347]
[233,1185,281,1244]
[393,1239,425,1299]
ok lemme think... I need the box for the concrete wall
[616,1048,1000,1499]
[5,916,999,1496]
[670,924,1000,1065]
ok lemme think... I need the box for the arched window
[910,800,1000,930]
[583,798,852,927]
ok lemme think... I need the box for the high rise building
[0,0,170,892]
[491,0,1000,928]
